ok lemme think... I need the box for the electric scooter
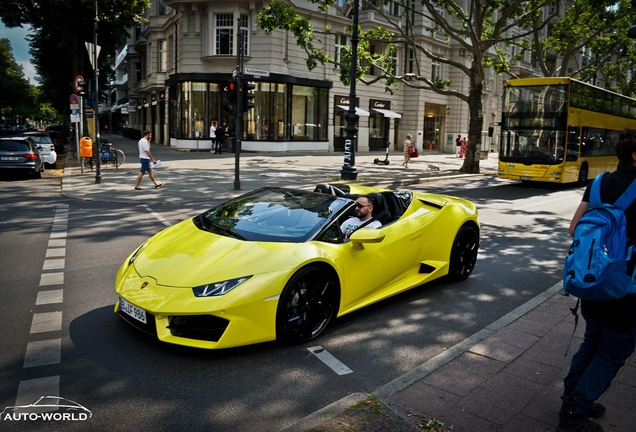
[374,142,390,165]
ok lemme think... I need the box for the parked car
[45,125,70,144]
[23,131,57,168]
[0,137,44,178]
[47,131,65,153]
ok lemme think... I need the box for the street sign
[70,104,79,110]
[85,42,101,70]
[70,94,79,104]
[74,76,85,93]
[244,67,270,78]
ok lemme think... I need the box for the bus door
[563,125,581,183]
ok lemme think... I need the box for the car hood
[133,219,298,288]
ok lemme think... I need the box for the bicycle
[98,142,125,168]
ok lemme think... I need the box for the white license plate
[119,297,147,324]
[0,157,18,161]
[520,176,533,181]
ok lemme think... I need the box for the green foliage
[0,0,149,114]
[0,38,36,124]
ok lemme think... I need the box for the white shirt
[210,125,216,138]
[138,137,150,160]
[340,217,382,239]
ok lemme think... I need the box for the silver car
[0,137,44,178]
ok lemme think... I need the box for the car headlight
[128,242,147,266]
[192,276,252,297]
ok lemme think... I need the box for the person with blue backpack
[559,129,636,432]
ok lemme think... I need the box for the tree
[0,0,149,114]
[525,0,635,94]
[0,38,35,125]
[259,0,560,173]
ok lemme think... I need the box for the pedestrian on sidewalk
[558,129,636,432]
[217,124,228,153]
[456,134,462,158]
[134,130,163,190]
[402,134,413,168]
[209,122,217,153]
[459,136,468,158]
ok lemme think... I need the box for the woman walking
[402,134,413,168]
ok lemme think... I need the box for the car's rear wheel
[447,225,479,282]
[276,265,339,344]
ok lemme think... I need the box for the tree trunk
[460,63,483,174]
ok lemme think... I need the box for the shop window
[291,86,328,141]
[180,82,207,139]
[244,82,288,141]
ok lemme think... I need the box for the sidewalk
[61,133,498,205]
[62,134,636,432]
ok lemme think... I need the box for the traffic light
[242,82,255,112]
[77,81,87,97]
[223,80,238,114]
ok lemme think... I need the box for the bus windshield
[500,84,568,165]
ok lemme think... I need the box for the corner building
[124,0,518,154]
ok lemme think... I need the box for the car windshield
[193,188,349,242]
[27,135,52,144]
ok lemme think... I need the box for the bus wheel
[577,164,588,186]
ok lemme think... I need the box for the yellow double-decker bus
[498,77,636,184]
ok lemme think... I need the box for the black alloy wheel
[447,225,479,282]
[276,265,339,343]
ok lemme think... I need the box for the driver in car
[340,195,382,239]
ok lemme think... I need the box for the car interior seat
[368,192,392,225]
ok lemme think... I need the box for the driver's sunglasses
[355,202,370,208]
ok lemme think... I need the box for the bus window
[566,126,579,161]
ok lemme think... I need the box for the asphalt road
[0,170,585,431]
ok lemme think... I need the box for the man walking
[134,130,163,190]
[209,122,217,153]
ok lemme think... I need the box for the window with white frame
[213,13,250,56]
[334,34,348,69]
[215,14,234,55]
[431,58,442,82]
[159,40,168,72]
[239,14,249,56]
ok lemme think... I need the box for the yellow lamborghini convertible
[115,184,479,349]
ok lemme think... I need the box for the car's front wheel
[447,225,479,282]
[276,265,339,344]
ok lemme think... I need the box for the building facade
[117,0,552,154]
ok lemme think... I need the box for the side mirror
[349,229,385,250]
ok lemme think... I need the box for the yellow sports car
[115,184,479,349]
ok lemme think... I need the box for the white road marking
[39,273,64,286]
[51,223,68,231]
[24,339,62,368]
[48,239,66,248]
[141,204,172,227]
[36,290,63,305]
[15,376,60,410]
[308,346,353,375]
[49,232,67,239]
[45,248,66,258]
[30,312,63,334]
[42,259,65,270]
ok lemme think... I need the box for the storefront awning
[336,105,370,117]
[372,108,402,118]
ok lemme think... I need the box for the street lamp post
[340,0,359,180]
[93,1,101,184]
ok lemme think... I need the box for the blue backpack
[563,172,636,301]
